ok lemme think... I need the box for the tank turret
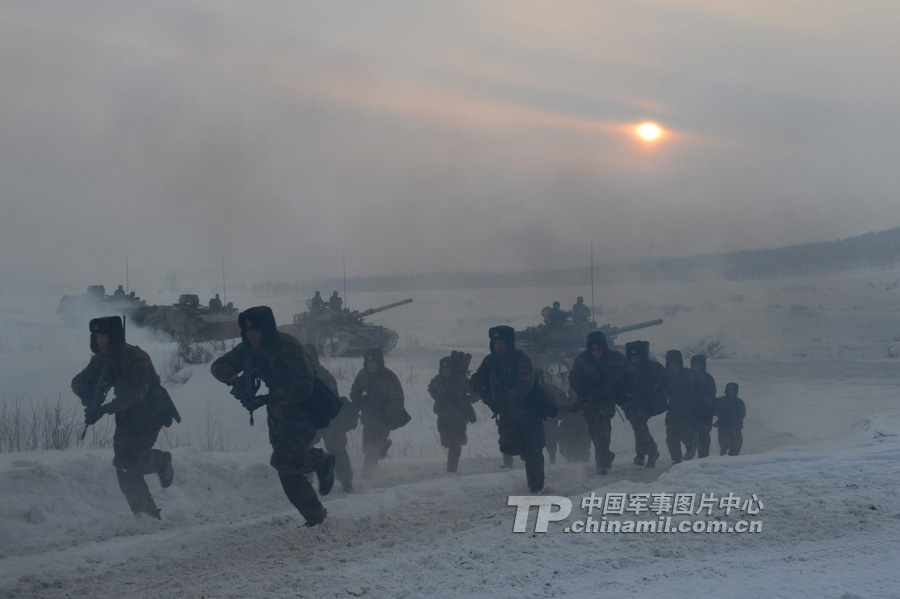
[279,298,413,357]
[56,285,149,328]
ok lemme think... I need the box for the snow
[3,269,900,598]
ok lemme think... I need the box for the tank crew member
[310,291,326,311]
[328,291,343,310]
[350,348,409,477]
[714,382,746,456]
[208,293,223,311]
[72,316,180,519]
[113,285,126,299]
[211,306,335,526]
[572,296,591,323]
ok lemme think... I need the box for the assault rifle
[231,350,262,425]
[81,363,110,440]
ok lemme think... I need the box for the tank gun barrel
[603,318,664,339]
[354,298,413,318]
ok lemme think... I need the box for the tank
[516,317,664,388]
[134,294,240,341]
[56,285,149,327]
[278,298,413,357]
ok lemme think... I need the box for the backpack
[305,370,344,429]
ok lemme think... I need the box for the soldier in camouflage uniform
[211,306,335,526]
[622,341,665,468]
[566,330,628,475]
[308,345,357,493]
[72,316,180,519]
[714,382,746,456]
[690,354,717,458]
[536,370,566,465]
[471,326,545,493]
[663,350,697,464]
[428,355,477,472]
[350,348,409,477]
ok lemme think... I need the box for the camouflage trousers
[665,413,698,463]
[112,412,169,517]
[496,412,545,492]
[718,426,743,456]
[696,418,714,458]
[362,423,392,475]
[582,403,616,468]
[313,426,353,488]
[437,416,468,472]
[626,412,658,459]
[270,418,329,524]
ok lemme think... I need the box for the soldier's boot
[303,508,327,528]
[646,450,660,468]
[720,449,728,456]
[341,481,353,494]
[683,445,696,460]
[447,445,462,473]
[633,454,645,466]
[317,454,336,496]
[500,454,514,468]
[597,452,615,476]
[158,452,174,489]
[380,439,392,459]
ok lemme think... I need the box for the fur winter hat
[439,356,453,371]
[488,326,515,354]
[586,331,608,351]
[89,316,124,353]
[364,347,385,368]
[665,349,683,366]
[725,382,739,395]
[690,354,707,370]
[626,340,649,363]
[238,306,278,348]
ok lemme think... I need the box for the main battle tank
[278,298,413,357]
[57,285,149,327]
[134,294,240,341]
[516,316,664,387]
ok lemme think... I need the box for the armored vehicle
[278,298,413,358]
[517,317,663,387]
[134,294,240,341]
[57,285,149,327]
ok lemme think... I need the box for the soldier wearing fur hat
[350,347,409,477]
[663,350,697,464]
[308,344,357,494]
[471,326,546,493]
[690,354,717,458]
[568,331,628,475]
[714,382,745,456]
[428,354,477,473]
[211,306,336,526]
[622,341,665,468]
[72,316,180,519]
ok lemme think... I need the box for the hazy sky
[2,0,899,291]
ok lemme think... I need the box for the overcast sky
[2,0,898,291]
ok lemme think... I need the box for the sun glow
[635,122,663,142]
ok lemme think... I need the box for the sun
[635,122,663,142]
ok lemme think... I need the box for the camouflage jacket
[623,360,667,417]
[72,343,177,424]
[470,350,535,416]
[210,332,315,429]
[691,370,717,420]
[714,395,746,429]
[428,373,476,420]
[568,349,628,405]
[349,366,405,428]
[664,367,696,418]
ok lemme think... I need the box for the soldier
[208,293,223,311]
[572,296,591,323]
[543,301,569,327]
[427,355,477,472]
[555,375,592,463]
[210,306,336,527]
[714,382,746,456]
[309,291,325,311]
[350,348,409,477]
[328,291,343,310]
[663,350,697,464]
[113,284,126,299]
[536,370,565,465]
[690,354,717,458]
[471,326,546,493]
[568,331,628,475]
[622,341,665,468]
[308,345,357,493]
[72,316,179,519]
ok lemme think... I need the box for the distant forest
[252,227,900,294]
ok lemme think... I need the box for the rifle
[231,350,262,425]
[81,363,110,440]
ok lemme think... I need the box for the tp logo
[508,496,572,533]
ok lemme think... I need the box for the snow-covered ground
[2,268,900,598]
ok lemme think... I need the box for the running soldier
[663,350,697,464]
[211,306,335,526]
[308,345,357,493]
[350,348,409,477]
[690,354,717,458]
[471,326,546,493]
[714,382,746,456]
[72,316,180,519]
[536,370,566,465]
[428,354,477,472]
[568,331,628,475]
[622,341,665,468]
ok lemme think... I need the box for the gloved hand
[84,404,109,426]
[241,394,269,412]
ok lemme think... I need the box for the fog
[2,0,899,293]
